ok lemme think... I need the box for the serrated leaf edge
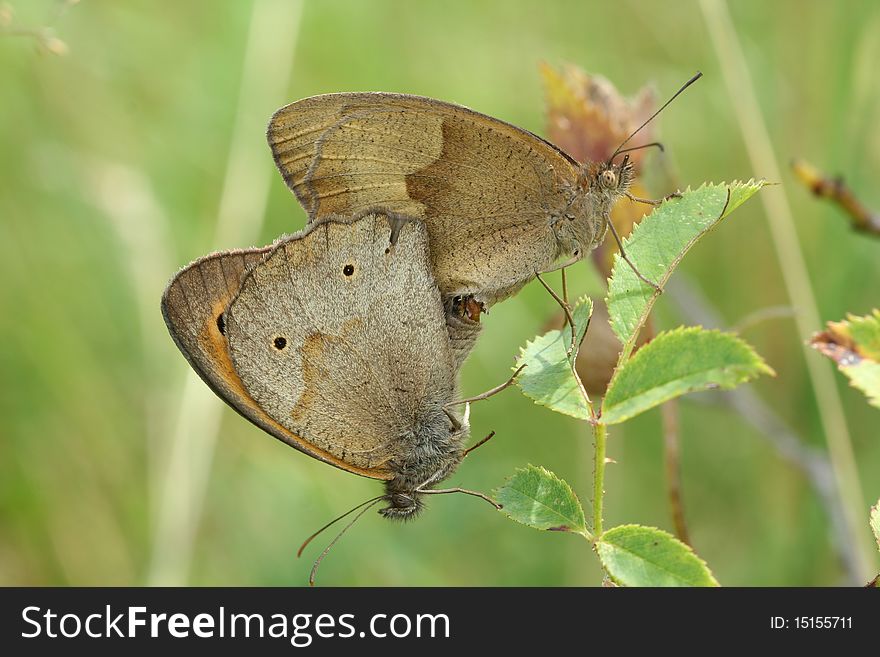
[570,295,594,363]
[493,465,589,537]
[512,331,592,420]
[595,523,720,587]
[606,184,728,344]
[602,326,775,424]
[607,180,766,350]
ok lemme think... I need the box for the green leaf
[494,465,588,537]
[607,180,766,349]
[602,327,774,424]
[570,295,593,362]
[871,499,880,552]
[844,310,880,359]
[596,525,719,587]
[514,297,592,419]
[810,310,880,408]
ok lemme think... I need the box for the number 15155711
[770,617,852,629]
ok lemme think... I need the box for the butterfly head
[379,490,425,520]
[569,156,634,241]
[591,154,635,197]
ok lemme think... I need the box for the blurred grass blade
[596,524,719,587]
[603,327,774,424]
[149,0,305,587]
[871,499,880,586]
[810,310,880,409]
[871,500,880,551]
[701,0,874,580]
[494,465,589,537]
[607,180,766,355]
[514,297,592,419]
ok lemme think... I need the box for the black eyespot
[384,247,391,254]
[216,313,225,335]
[273,336,287,350]
[343,264,355,276]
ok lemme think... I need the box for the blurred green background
[2,0,878,586]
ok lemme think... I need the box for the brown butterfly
[265,76,700,307]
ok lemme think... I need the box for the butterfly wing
[162,246,268,409]
[161,244,391,480]
[225,212,458,477]
[267,93,584,302]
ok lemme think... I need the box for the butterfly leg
[462,430,496,457]
[535,272,578,356]
[443,406,462,432]
[443,364,526,409]
[418,486,501,510]
[539,251,583,275]
[605,218,662,293]
[625,190,682,206]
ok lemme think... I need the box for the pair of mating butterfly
[162,76,698,578]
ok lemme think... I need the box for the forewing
[269,93,579,217]
[268,94,579,297]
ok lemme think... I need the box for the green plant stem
[565,316,605,541]
[567,331,603,539]
[555,283,607,544]
[592,422,607,537]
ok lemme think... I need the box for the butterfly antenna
[608,71,702,164]
[297,494,385,558]
[307,497,385,587]
[613,141,665,157]
[561,267,569,305]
